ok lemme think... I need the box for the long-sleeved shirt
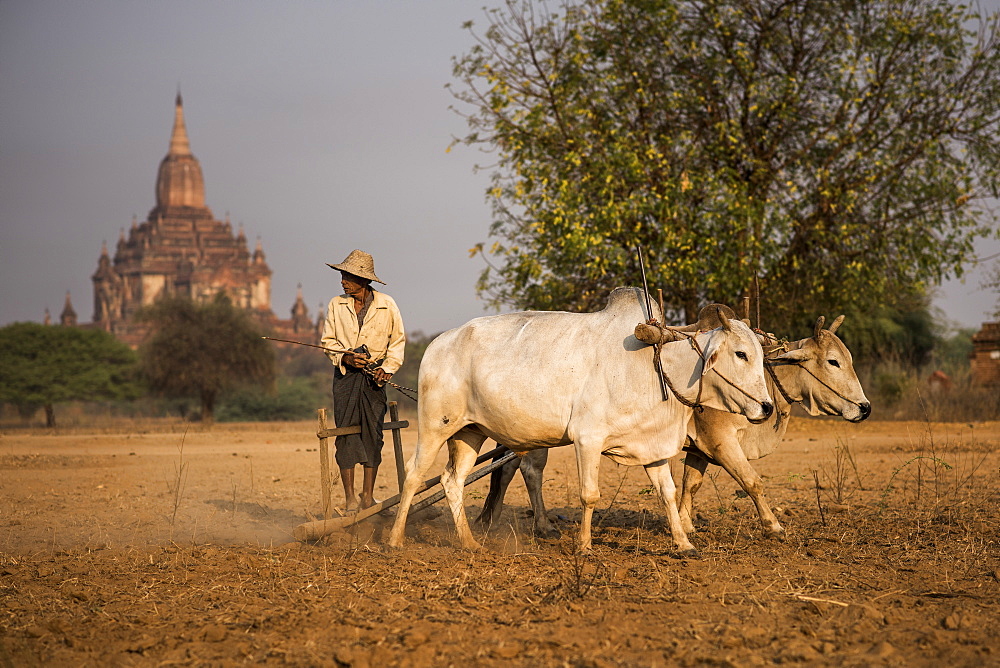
[321,289,405,375]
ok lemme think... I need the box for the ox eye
[828,359,841,368]
[736,351,748,361]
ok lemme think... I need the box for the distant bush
[852,325,999,421]
[861,363,999,422]
[216,377,326,422]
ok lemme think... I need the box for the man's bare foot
[344,497,360,513]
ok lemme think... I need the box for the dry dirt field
[2,413,999,666]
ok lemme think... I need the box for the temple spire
[154,92,206,211]
[169,91,192,156]
[60,291,77,327]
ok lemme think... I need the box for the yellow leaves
[468,243,484,258]
[681,171,692,192]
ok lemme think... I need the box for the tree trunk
[201,390,215,425]
[44,403,56,428]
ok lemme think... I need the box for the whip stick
[261,336,354,356]
[636,245,655,323]
[636,245,669,402]
[261,337,418,400]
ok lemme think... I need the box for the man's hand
[343,352,370,369]
[372,368,393,385]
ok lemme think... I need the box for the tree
[0,322,140,427]
[985,258,1000,319]
[137,294,276,423]
[455,0,1000,338]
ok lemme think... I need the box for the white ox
[386,288,774,556]
[475,307,870,542]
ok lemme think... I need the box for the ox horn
[813,316,825,338]
[717,304,732,331]
[828,315,845,334]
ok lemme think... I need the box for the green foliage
[137,294,276,423]
[216,376,325,422]
[454,0,1000,331]
[0,322,140,427]
[932,326,976,372]
[832,290,937,366]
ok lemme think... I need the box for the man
[322,249,405,511]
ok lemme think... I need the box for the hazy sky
[2,1,998,338]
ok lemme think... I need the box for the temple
[78,93,317,347]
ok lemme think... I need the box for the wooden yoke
[634,303,740,345]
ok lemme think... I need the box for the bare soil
[2,414,999,666]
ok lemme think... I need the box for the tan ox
[678,311,870,538]
[387,288,773,557]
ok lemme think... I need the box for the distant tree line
[0,294,989,425]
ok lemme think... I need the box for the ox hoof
[674,548,700,560]
[534,526,562,540]
[764,528,786,541]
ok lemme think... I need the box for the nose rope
[783,360,867,410]
[754,329,866,411]
[764,360,797,405]
[655,331,772,411]
[760,342,850,431]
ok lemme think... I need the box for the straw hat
[326,249,385,284]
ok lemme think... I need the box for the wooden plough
[292,402,517,542]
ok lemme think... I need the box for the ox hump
[602,287,649,316]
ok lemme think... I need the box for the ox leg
[442,428,488,550]
[521,449,560,539]
[679,449,710,534]
[575,445,603,554]
[473,446,518,530]
[388,432,451,548]
[643,461,698,558]
[712,439,784,539]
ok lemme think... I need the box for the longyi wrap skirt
[331,366,388,468]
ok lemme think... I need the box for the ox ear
[828,315,845,334]
[702,349,720,376]
[813,316,825,338]
[700,332,724,376]
[774,348,811,363]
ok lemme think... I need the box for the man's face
[340,271,369,297]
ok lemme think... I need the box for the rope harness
[358,362,418,401]
[653,328,773,412]
[753,328,867,412]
